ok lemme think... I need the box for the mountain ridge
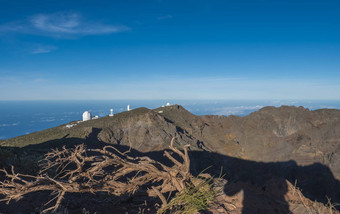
[1,105,339,176]
[0,104,339,213]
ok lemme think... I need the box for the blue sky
[0,0,339,100]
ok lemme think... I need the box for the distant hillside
[0,104,339,213]
[2,105,339,176]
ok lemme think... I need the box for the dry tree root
[0,137,206,213]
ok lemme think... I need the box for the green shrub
[157,176,216,214]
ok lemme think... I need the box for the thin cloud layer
[1,74,340,100]
[31,45,57,54]
[157,15,173,20]
[211,105,264,116]
[0,12,130,38]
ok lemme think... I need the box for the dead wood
[0,137,196,213]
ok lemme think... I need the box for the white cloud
[0,122,19,127]
[210,105,264,115]
[31,13,80,33]
[0,21,26,33]
[0,12,130,38]
[32,45,57,54]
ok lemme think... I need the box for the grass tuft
[157,167,226,214]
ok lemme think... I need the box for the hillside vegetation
[0,105,339,213]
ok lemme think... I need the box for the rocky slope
[4,105,338,177]
[200,106,340,177]
[0,104,339,213]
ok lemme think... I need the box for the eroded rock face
[97,108,204,152]
[197,106,340,179]
[3,104,339,178]
[0,105,339,213]
[90,105,340,183]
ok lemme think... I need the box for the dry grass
[291,180,339,214]
[0,137,216,213]
[157,176,216,214]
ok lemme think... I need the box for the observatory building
[82,111,92,121]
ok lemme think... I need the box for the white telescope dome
[82,111,92,121]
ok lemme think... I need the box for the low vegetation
[157,175,216,214]
[0,138,216,213]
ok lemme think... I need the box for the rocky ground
[0,105,339,213]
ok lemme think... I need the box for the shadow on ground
[0,134,339,213]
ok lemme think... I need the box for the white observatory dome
[82,111,92,121]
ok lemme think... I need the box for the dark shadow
[186,151,340,213]
[142,149,340,213]
[0,137,339,213]
[85,128,102,143]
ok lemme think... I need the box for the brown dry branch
[0,137,201,213]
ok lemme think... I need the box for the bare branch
[0,137,196,212]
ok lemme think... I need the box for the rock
[1,105,339,213]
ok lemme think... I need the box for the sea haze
[0,100,340,140]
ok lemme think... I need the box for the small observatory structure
[109,108,114,116]
[82,111,92,121]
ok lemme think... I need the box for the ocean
[1,100,340,140]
